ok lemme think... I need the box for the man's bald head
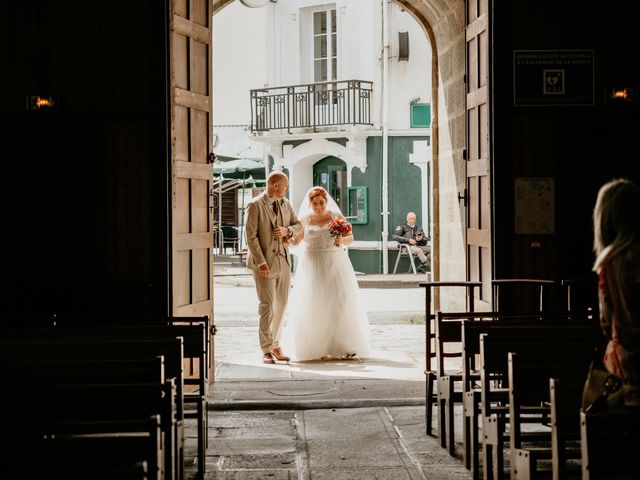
[267,171,289,199]
[267,171,288,186]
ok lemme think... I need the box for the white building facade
[250,0,433,273]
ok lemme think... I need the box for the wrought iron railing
[250,80,373,133]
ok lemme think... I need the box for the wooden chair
[560,277,598,320]
[508,350,595,480]
[0,321,209,479]
[580,407,640,479]
[419,281,481,436]
[0,382,177,480]
[511,376,586,480]
[479,325,599,480]
[0,337,185,480]
[1,417,162,480]
[491,279,555,316]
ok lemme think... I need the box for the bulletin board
[514,178,555,234]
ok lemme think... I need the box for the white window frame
[309,5,339,85]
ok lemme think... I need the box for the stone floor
[184,406,471,480]
[181,275,474,479]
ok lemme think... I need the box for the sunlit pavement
[184,273,473,480]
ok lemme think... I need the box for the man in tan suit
[245,171,303,364]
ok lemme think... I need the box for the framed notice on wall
[513,50,594,106]
[514,178,555,234]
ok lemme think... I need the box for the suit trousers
[253,255,291,353]
[410,245,431,266]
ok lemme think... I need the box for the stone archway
[273,137,367,210]
[210,0,469,289]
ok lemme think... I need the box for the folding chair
[393,243,418,274]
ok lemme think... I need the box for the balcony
[250,80,373,134]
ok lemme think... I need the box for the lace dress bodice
[302,216,340,251]
[304,224,336,251]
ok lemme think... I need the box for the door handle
[458,188,467,207]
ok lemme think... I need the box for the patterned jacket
[393,223,428,246]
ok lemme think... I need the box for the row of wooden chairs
[0,315,211,480]
[434,313,599,478]
[421,279,640,479]
[420,278,597,438]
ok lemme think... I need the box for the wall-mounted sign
[513,50,594,106]
[514,178,555,234]
[347,186,368,224]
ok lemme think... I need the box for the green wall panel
[348,249,380,274]
[388,136,429,235]
[351,137,382,243]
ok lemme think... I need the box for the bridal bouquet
[328,218,352,246]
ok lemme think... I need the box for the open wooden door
[465,0,492,309]
[169,0,215,377]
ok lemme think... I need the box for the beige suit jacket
[244,193,303,275]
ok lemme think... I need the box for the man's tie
[273,200,281,226]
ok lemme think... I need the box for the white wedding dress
[285,216,371,361]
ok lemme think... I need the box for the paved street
[187,261,472,479]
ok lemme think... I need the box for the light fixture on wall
[606,87,635,103]
[26,95,57,111]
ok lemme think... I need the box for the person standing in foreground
[591,177,640,408]
[244,171,303,364]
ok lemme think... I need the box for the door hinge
[208,152,216,164]
[463,149,467,160]
[458,188,468,207]
[210,324,218,336]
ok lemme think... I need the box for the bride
[284,186,371,361]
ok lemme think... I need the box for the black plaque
[514,50,594,106]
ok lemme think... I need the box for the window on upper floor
[312,8,337,85]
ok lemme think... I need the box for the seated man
[393,212,431,273]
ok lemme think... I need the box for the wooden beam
[176,160,212,180]
[174,87,210,112]
[467,158,489,177]
[467,228,491,247]
[466,13,487,39]
[467,85,488,109]
[176,299,213,317]
[175,232,213,251]
[172,15,211,45]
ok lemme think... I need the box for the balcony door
[311,7,339,124]
[312,8,337,87]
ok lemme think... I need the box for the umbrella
[213,158,267,251]
[213,158,265,180]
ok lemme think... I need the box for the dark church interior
[0,1,639,478]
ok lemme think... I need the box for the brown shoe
[262,352,276,364]
[271,347,290,362]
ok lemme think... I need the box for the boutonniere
[279,198,286,206]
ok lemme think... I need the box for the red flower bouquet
[328,218,352,246]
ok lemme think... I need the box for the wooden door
[170,0,215,367]
[465,0,492,308]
